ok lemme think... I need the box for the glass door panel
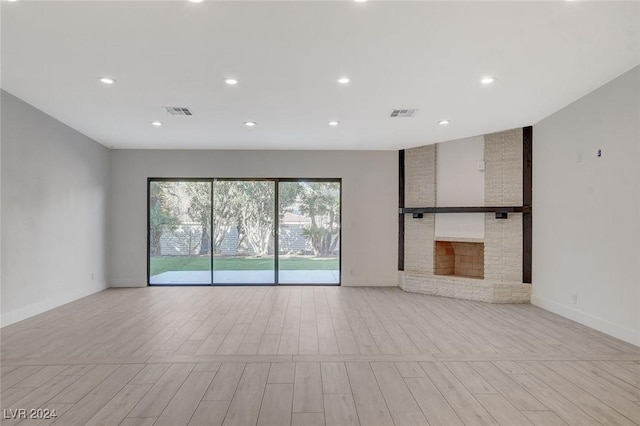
[212,180,275,284]
[149,181,212,285]
[278,181,340,284]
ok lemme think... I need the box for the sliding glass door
[149,180,213,284]
[212,180,275,284]
[278,181,340,284]
[148,178,340,285]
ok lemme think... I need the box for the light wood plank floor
[1,286,639,425]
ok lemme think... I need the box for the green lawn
[150,256,339,276]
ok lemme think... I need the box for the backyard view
[149,179,340,284]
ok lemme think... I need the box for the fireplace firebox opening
[434,241,484,279]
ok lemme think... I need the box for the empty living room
[1,1,640,425]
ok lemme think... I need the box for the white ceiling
[2,1,639,150]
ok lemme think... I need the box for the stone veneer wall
[404,214,435,275]
[404,144,437,207]
[485,128,523,206]
[403,144,436,278]
[399,128,531,303]
[484,128,524,284]
[485,213,522,282]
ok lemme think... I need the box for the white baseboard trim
[531,294,640,347]
[1,284,108,328]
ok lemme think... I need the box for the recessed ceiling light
[354,0,367,3]
[98,77,116,85]
[438,120,450,125]
[225,78,238,85]
[7,0,20,2]
[337,77,350,85]
[151,121,163,127]
[189,0,204,3]
[480,76,496,85]
[244,121,257,127]
[328,120,340,127]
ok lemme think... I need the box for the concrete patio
[150,270,340,285]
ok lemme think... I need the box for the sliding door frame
[276,178,342,287]
[147,178,214,286]
[147,177,341,286]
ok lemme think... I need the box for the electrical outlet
[572,293,578,306]
[350,268,355,276]
[91,273,95,281]
[477,161,485,171]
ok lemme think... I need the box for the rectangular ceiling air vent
[163,106,193,116]
[390,109,418,118]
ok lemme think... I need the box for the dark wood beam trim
[398,150,405,271]
[523,126,533,283]
[401,206,531,214]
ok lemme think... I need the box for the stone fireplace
[398,128,531,303]
[434,240,484,279]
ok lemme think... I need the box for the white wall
[1,91,111,326]
[435,136,485,239]
[532,66,640,346]
[109,150,397,287]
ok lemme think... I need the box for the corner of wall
[531,294,640,347]
[1,92,112,327]
[532,65,640,347]
[1,283,107,327]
